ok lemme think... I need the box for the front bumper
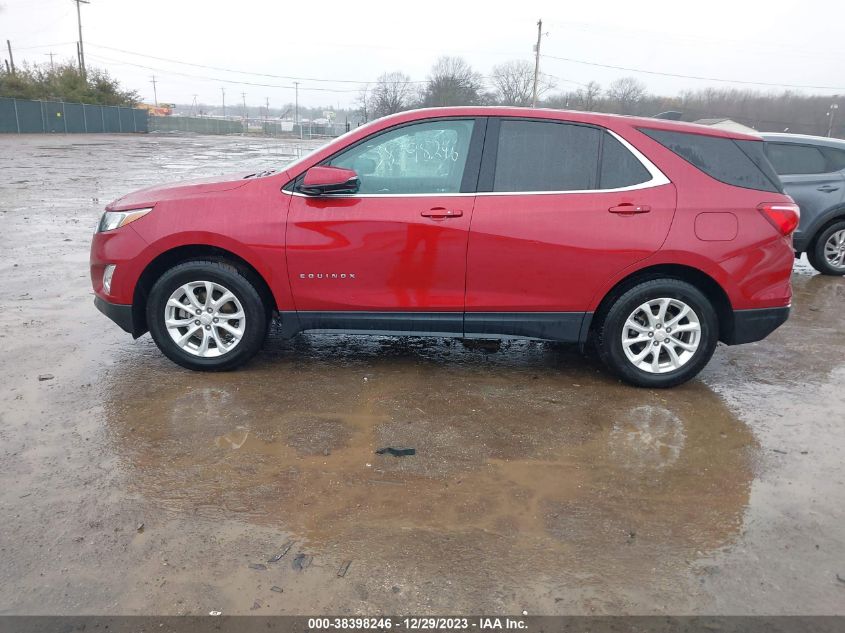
[723,306,790,345]
[95,296,138,337]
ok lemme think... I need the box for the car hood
[106,172,257,211]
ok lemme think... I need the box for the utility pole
[150,75,158,107]
[265,97,269,121]
[294,82,300,139]
[46,51,55,72]
[241,92,247,129]
[532,19,543,108]
[221,87,226,118]
[828,102,840,137]
[73,0,90,78]
[6,40,15,74]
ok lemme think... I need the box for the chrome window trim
[285,128,670,199]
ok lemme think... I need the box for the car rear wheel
[596,279,718,388]
[147,260,269,371]
[807,221,845,276]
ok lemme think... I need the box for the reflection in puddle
[609,405,685,469]
[216,426,251,450]
[102,336,756,593]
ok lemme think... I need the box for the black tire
[596,279,718,388]
[807,220,845,276]
[146,260,269,371]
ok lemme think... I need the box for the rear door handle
[817,185,840,193]
[608,203,651,214]
[421,207,463,218]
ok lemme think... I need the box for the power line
[540,53,845,91]
[546,19,843,63]
[87,42,431,85]
[10,41,76,51]
[85,53,365,93]
[88,40,845,94]
[83,42,522,90]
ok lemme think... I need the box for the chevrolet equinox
[90,107,798,387]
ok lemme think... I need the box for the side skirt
[277,311,592,344]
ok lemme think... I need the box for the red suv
[90,107,798,387]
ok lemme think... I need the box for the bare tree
[574,81,602,111]
[491,60,554,106]
[419,56,485,107]
[354,84,371,122]
[366,72,414,119]
[606,76,647,114]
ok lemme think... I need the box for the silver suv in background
[762,133,845,275]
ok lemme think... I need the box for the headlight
[97,207,153,233]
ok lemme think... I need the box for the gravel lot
[1,133,843,615]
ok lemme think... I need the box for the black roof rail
[653,111,683,121]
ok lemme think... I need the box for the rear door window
[766,143,828,175]
[493,120,601,192]
[641,128,781,193]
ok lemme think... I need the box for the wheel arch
[131,244,278,337]
[806,207,845,251]
[589,263,735,344]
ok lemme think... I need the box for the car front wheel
[146,260,269,371]
[596,279,718,388]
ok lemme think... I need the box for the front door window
[329,119,475,194]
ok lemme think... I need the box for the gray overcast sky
[2,0,843,109]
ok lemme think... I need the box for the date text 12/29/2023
[307,617,528,630]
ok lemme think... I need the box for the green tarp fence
[0,97,148,133]
[148,116,243,134]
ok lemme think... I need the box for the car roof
[372,106,762,141]
[760,132,845,149]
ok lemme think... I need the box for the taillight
[758,202,800,236]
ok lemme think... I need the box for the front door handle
[817,185,840,193]
[421,207,463,219]
[608,203,651,214]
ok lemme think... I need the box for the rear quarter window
[822,147,845,172]
[640,128,782,193]
[599,132,652,189]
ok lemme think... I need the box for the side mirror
[300,166,360,196]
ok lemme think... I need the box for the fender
[586,249,739,313]
[132,230,291,311]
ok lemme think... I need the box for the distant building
[694,118,759,136]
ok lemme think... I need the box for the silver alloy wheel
[823,229,845,269]
[621,298,701,374]
[164,281,246,358]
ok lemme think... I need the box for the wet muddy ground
[1,134,844,615]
